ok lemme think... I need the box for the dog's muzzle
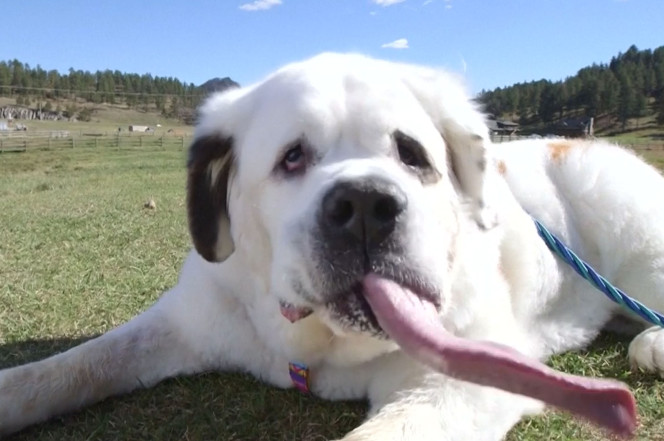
[297,176,414,335]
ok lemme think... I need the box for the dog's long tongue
[362,274,637,437]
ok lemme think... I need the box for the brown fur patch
[496,160,507,175]
[548,141,575,163]
[187,134,235,262]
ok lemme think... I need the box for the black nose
[321,178,408,245]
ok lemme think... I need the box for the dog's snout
[321,179,407,245]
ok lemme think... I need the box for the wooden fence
[0,134,189,153]
[1,133,660,154]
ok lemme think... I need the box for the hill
[478,45,664,138]
[0,60,240,125]
[199,77,240,94]
[2,48,663,141]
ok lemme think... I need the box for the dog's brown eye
[281,143,306,173]
[395,131,429,169]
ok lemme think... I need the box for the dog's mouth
[281,273,637,437]
[324,276,440,338]
[279,283,384,333]
[279,301,314,323]
[279,270,440,338]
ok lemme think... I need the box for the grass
[1,98,194,136]
[604,127,664,150]
[2,145,664,440]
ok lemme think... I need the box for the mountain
[199,77,240,95]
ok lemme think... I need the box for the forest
[0,61,237,123]
[478,45,664,129]
[1,45,663,128]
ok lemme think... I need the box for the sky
[3,0,662,95]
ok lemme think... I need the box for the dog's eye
[281,143,306,173]
[395,132,429,169]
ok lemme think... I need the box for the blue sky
[3,0,662,94]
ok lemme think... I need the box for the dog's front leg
[339,353,542,441]
[0,298,207,437]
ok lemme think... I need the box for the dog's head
[187,53,498,338]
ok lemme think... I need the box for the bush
[78,107,93,122]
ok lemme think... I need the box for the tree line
[0,60,218,122]
[478,45,664,128]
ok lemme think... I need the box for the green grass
[2,146,664,440]
[1,98,194,137]
[604,128,664,150]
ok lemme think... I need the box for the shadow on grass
[0,336,366,441]
[0,336,95,369]
[1,332,659,441]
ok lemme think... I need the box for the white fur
[1,53,663,440]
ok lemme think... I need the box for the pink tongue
[362,274,637,437]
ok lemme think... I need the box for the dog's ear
[440,114,498,229]
[187,134,235,262]
[401,67,498,229]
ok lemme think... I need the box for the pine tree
[617,74,635,129]
[656,91,664,125]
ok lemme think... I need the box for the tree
[0,62,10,94]
[656,91,664,125]
[617,74,636,129]
[10,60,27,96]
[166,96,181,119]
[598,71,619,115]
[65,103,78,119]
[538,82,563,123]
[633,94,648,118]
[78,107,92,122]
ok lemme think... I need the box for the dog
[1,53,663,440]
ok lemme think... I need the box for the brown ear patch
[548,140,575,164]
[186,134,235,262]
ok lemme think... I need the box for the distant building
[486,119,519,135]
[128,125,151,132]
[553,117,594,138]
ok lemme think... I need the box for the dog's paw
[628,326,664,376]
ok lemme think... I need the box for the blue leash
[533,218,664,328]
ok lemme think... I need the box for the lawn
[1,145,664,440]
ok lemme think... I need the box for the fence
[0,134,190,153]
[627,143,664,152]
[1,133,660,154]
[490,134,530,143]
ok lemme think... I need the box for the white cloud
[372,0,406,6]
[444,0,452,8]
[239,0,282,11]
[423,0,433,5]
[381,38,409,49]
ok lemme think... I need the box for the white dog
[1,53,663,440]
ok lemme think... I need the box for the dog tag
[288,361,310,393]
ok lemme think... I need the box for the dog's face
[187,53,494,338]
